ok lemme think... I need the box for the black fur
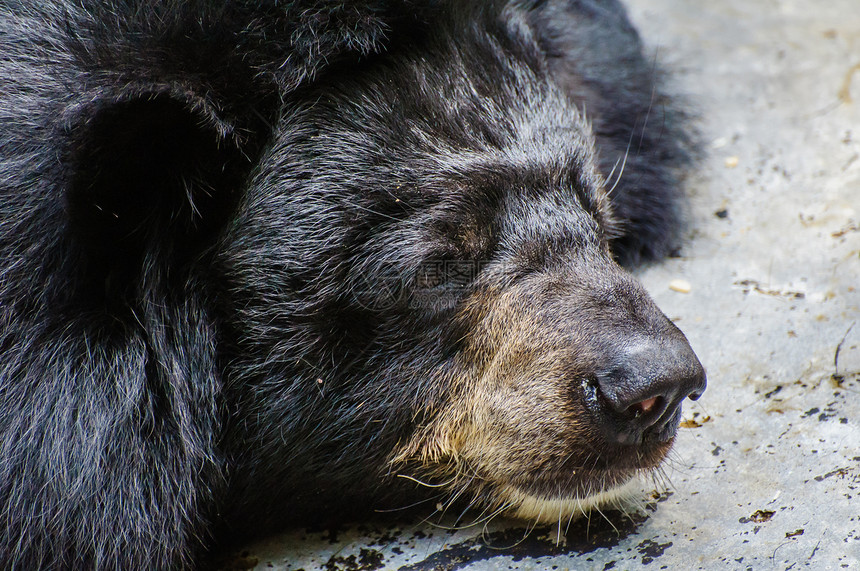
[0,1,694,568]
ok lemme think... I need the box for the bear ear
[64,84,262,265]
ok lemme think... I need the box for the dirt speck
[739,510,775,524]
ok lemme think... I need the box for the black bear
[0,0,706,568]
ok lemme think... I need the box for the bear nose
[592,333,706,446]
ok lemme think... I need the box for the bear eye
[410,257,487,314]
[416,259,485,290]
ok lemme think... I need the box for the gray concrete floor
[235,0,860,568]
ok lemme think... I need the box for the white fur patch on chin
[500,477,641,523]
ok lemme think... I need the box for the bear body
[0,1,704,568]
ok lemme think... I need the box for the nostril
[628,396,660,417]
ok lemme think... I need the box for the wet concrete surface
[230,1,860,569]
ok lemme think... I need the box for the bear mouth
[396,438,674,527]
[482,438,675,523]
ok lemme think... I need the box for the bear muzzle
[389,260,707,524]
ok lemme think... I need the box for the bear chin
[501,478,642,524]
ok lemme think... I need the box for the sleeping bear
[0,0,706,568]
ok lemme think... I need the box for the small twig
[808,538,822,561]
[833,322,856,378]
